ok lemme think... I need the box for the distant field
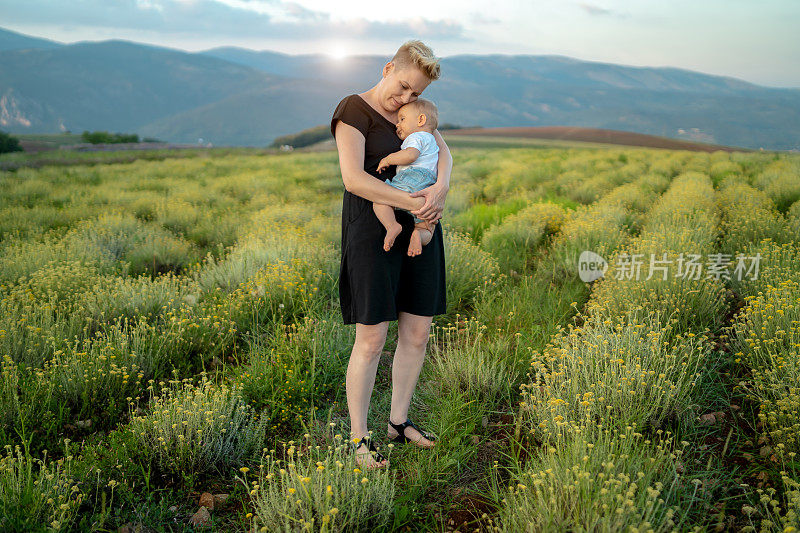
[14,132,84,148]
[0,144,282,171]
[257,126,750,153]
[287,126,755,153]
[440,133,646,151]
[9,125,753,164]
[446,126,749,152]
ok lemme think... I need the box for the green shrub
[587,173,728,333]
[66,213,198,275]
[443,228,499,315]
[754,160,800,213]
[522,310,710,437]
[708,160,741,185]
[0,233,118,286]
[238,313,351,435]
[731,239,800,300]
[81,130,139,144]
[0,288,89,367]
[44,332,146,425]
[481,202,566,272]
[428,316,520,410]
[447,198,528,242]
[196,230,336,296]
[127,377,268,480]
[0,131,23,154]
[568,172,617,204]
[0,357,23,431]
[270,124,331,149]
[716,182,790,254]
[499,425,687,532]
[0,445,84,531]
[80,272,197,324]
[788,201,800,240]
[586,226,728,334]
[246,435,395,532]
[731,279,800,454]
[549,203,631,277]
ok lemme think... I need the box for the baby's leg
[373,203,403,251]
[417,221,434,246]
[407,228,423,257]
[407,223,432,257]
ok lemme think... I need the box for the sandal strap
[352,436,387,463]
[389,418,435,441]
[388,418,410,435]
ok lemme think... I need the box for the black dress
[330,94,447,325]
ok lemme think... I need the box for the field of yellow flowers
[1,144,799,531]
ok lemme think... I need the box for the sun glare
[328,46,349,60]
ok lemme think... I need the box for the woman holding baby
[330,40,451,469]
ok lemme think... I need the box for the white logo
[578,251,607,282]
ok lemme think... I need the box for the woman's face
[378,62,432,114]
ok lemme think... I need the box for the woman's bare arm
[335,121,425,212]
[432,129,452,191]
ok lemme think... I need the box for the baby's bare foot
[383,223,402,251]
[420,229,433,246]
[407,229,422,256]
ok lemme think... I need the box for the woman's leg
[387,311,435,448]
[348,320,391,466]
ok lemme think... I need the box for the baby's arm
[377,147,420,174]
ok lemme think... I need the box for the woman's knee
[353,322,389,360]
[398,313,433,350]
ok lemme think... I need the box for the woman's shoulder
[334,93,359,109]
[331,94,372,138]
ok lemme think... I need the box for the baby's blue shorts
[386,167,437,224]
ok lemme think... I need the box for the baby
[374,98,440,257]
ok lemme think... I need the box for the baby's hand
[377,156,391,173]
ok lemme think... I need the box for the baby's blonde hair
[404,98,439,130]
[391,40,441,81]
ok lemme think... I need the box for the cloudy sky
[1,0,798,87]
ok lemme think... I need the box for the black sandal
[350,435,388,466]
[388,418,437,445]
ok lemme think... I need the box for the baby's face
[396,105,423,140]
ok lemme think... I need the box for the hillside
[0,37,277,135]
[1,27,799,149]
[0,27,63,52]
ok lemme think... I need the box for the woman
[330,40,451,470]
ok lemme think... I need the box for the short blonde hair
[391,40,441,81]
[405,98,439,130]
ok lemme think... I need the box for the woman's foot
[407,229,423,256]
[387,419,436,449]
[351,435,389,469]
[383,222,403,251]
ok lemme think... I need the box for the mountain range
[1,26,798,150]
